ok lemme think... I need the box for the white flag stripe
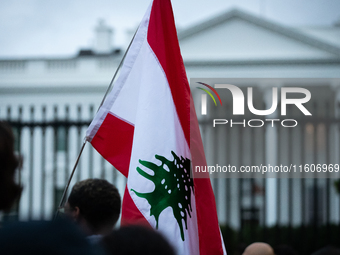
[124,36,199,255]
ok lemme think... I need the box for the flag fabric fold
[86,0,226,254]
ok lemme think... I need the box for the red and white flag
[86,0,226,254]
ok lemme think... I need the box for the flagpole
[54,139,87,219]
[54,28,138,220]
[98,28,138,110]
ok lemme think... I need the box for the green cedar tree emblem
[131,151,194,241]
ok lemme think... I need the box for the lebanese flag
[86,0,226,254]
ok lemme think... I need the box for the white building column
[261,82,281,226]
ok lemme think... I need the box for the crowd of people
[0,121,175,255]
[1,120,339,255]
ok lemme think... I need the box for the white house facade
[1,9,340,229]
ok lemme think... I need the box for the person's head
[0,121,22,212]
[65,178,121,236]
[242,242,274,255]
[101,225,175,255]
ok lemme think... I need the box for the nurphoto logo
[196,81,312,128]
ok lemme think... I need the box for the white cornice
[178,9,340,58]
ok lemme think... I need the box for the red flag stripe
[91,115,150,226]
[147,0,191,147]
[91,113,134,178]
[147,1,224,254]
[121,186,151,227]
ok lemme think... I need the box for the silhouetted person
[0,218,105,255]
[101,225,176,255]
[243,242,275,255]
[0,121,22,212]
[311,246,340,255]
[64,178,121,243]
[0,122,105,255]
[274,244,299,255]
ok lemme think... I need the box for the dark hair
[101,225,176,255]
[311,246,340,255]
[67,178,121,231]
[0,121,22,212]
[274,244,299,255]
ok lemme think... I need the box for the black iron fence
[197,99,340,255]
[1,104,121,221]
[1,103,340,255]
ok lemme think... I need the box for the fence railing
[1,105,125,221]
[197,99,340,254]
[1,103,340,254]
